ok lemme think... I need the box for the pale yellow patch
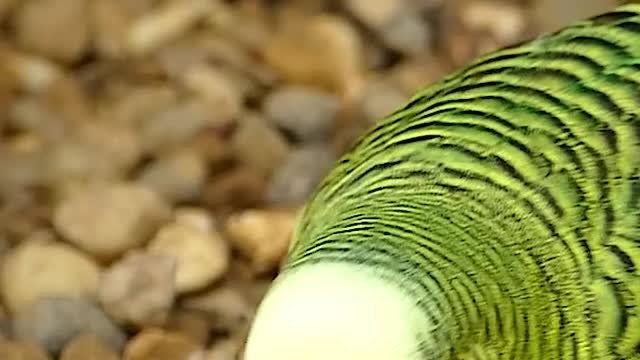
[244,262,428,360]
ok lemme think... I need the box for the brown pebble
[263,13,364,98]
[164,309,211,346]
[123,328,204,360]
[0,339,51,360]
[60,333,119,360]
[225,208,298,274]
[99,251,177,328]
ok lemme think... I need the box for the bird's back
[284,4,640,360]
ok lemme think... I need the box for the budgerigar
[244,4,640,360]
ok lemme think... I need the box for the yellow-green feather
[283,4,640,360]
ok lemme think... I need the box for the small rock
[60,333,119,360]
[263,13,364,97]
[136,149,208,204]
[344,0,404,29]
[462,1,527,44]
[346,0,430,55]
[203,167,267,210]
[0,239,101,314]
[147,220,230,294]
[533,0,614,33]
[178,64,242,122]
[0,47,63,93]
[12,297,126,355]
[127,0,212,56]
[263,85,340,142]
[204,338,241,360]
[0,339,51,360]
[0,0,15,23]
[182,286,254,335]
[107,84,178,128]
[379,11,431,56]
[123,328,203,360]
[224,208,298,274]
[99,252,177,328]
[8,97,68,141]
[231,113,291,177]
[360,80,408,124]
[165,309,210,346]
[266,144,335,205]
[46,122,142,186]
[13,0,90,63]
[174,207,214,233]
[53,183,172,259]
[91,0,154,59]
[139,99,231,155]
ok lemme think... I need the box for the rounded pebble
[53,183,172,259]
[263,85,340,142]
[12,297,127,355]
[147,220,230,294]
[98,252,176,327]
[225,208,298,274]
[1,239,100,314]
[123,328,203,360]
[60,333,119,360]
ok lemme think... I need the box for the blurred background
[0,0,631,359]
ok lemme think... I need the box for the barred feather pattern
[283,4,640,360]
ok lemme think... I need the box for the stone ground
[0,0,624,359]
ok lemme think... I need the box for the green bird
[244,4,640,360]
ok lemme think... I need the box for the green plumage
[282,5,640,360]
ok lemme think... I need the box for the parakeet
[244,4,640,360]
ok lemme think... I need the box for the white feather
[244,262,428,360]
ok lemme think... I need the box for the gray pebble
[11,297,127,355]
[380,11,431,56]
[360,81,408,124]
[266,144,335,205]
[264,86,340,142]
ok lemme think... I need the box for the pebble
[147,220,230,294]
[263,13,364,97]
[224,208,298,274]
[263,85,340,142]
[462,1,527,44]
[379,11,431,56]
[181,286,254,335]
[13,0,90,63]
[174,207,215,233]
[136,149,208,204]
[266,144,335,205]
[47,122,142,187]
[164,309,210,346]
[231,113,291,177]
[533,0,615,33]
[0,46,63,94]
[59,333,119,360]
[91,0,153,59]
[0,239,101,314]
[139,99,231,156]
[0,0,14,23]
[178,64,243,122]
[123,328,204,360]
[53,183,172,259]
[204,338,240,360]
[12,297,127,355]
[98,252,177,328]
[127,0,212,56]
[0,339,51,360]
[203,167,267,210]
[344,0,404,29]
[345,0,430,56]
[360,80,408,124]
